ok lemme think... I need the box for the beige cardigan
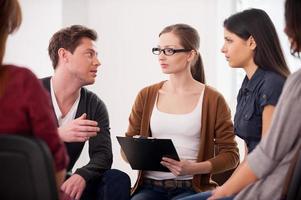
[126,81,239,194]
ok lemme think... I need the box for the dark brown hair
[224,8,290,78]
[159,24,205,83]
[0,0,22,65]
[48,25,97,69]
[285,0,301,57]
[0,0,22,95]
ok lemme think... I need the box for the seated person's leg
[101,169,131,200]
[178,191,212,200]
[131,186,166,200]
[80,169,131,200]
[177,191,235,200]
[80,177,99,200]
[171,188,196,200]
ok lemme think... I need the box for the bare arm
[207,106,275,199]
[208,160,257,200]
[209,72,301,200]
[261,105,275,137]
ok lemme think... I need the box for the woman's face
[221,28,255,68]
[157,32,192,75]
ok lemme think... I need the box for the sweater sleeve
[24,69,68,171]
[126,89,145,137]
[75,94,112,182]
[208,94,240,174]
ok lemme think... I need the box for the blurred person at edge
[0,0,68,194]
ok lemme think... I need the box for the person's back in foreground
[0,0,68,190]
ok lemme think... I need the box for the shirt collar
[50,78,80,126]
[242,67,265,93]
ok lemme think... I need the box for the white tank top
[144,88,205,180]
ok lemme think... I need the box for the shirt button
[245,114,248,118]
[263,94,267,99]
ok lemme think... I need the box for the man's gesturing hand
[58,113,100,142]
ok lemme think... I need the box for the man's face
[66,37,100,86]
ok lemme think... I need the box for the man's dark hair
[48,25,97,69]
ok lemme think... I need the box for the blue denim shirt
[234,68,286,152]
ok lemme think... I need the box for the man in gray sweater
[42,25,130,200]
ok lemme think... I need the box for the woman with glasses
[179,2,300,200]
[124,23,239,200]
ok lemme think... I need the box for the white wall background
[4,0,299,185]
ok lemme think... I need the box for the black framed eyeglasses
[152,47,192,56]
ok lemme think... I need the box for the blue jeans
[178,191,235,200]
[80,169,131,200]
[131,183,196,200]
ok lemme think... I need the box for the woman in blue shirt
[178,7,291,200]
[179,0,301,199]
[222,8,290,153]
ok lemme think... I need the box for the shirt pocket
[242,101,255,121]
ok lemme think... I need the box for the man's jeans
[80,169,131,200]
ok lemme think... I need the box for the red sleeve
[23,69,68,171]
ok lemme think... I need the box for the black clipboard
[117,136,180,172]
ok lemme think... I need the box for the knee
[130,194,142,200]
[103,169,131,186]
